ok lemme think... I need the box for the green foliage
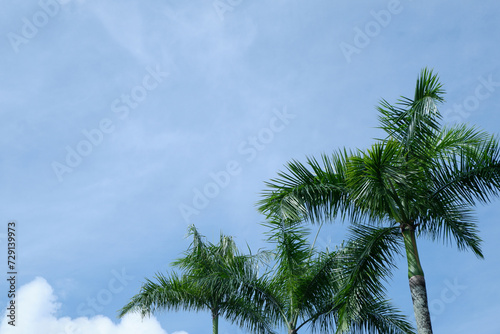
[118,224,274,334]
[119,221,415,334]
[257,68,500,333]
[232,218,415,334]
[259,68,500,255]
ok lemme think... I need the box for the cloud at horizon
[0,277,186,334]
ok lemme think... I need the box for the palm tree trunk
[402,224,433,334]
[212,309,219,334]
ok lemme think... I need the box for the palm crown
[266,219,415,334]
[258,68,500,334]
[119,222,416,334]
[119,224,272,334]
[214,218,416,334]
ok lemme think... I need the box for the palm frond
[430,135,500,205]
[118,272,206,318]
[338,225,402,300]
[378,68,445,159]
[426,124,490,160]
[337,297,416,334]
[258,150,372,225]
[305,225,409,334]
[418,199,483,258]
[346,140,409,223]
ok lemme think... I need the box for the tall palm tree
[118,224,272,334]
[218,218,416,334]
[257,69,500,334]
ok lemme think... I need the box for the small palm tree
[118,225,272,334]
[218,218,416,334]
[258,69,500,333]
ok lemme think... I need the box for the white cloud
[0,277,186,334]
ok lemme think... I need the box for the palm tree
[257,69,500,334]
[218,218,416,334]
[118,224,272,334]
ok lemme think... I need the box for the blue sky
[1,0,499,333]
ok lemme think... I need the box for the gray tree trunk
[409,275,433,334]
[402,224,433,334]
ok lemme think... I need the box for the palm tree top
[258,68,500,256]
[119,224,274,334]
[256,68,500,334]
